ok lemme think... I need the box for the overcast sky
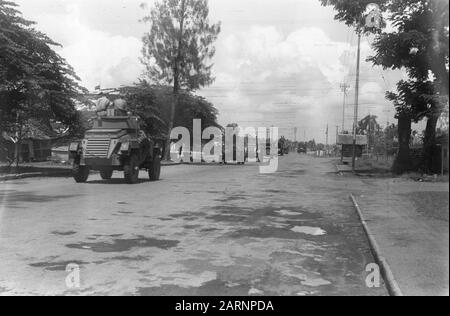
[15,0,406,142]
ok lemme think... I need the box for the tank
[68,114,162,184]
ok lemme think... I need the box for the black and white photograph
[0,0,448,300]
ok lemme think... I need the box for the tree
[372,123,398,158]
[1,0,86,166]
[357,115,381,152]
[368,0,449,173]
[119,82,168,139]
[141,0,221,160]
[321,0,449,173]
[118,81,220,147]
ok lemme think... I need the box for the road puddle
[275,210,302,216]
[301,278,332,287]
[291,226,326,236]
[30,260,87,271]
[66,236,179,252]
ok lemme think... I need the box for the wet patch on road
[51,231,77,236]
[264,189,285,194]
[215,195,248,203]
[169,211,207,220]
[277,169,307,178]
[229,226,320,240]
[200,227,220,233]
[29,260,87,271]
[116,211,135,215]
[91,234,124,238]
[158,217,174,221]
[66,236,179,252]
[136,279,252,296]
[0,190,80,208]
[206,205,322,228]
[183,224,202,229]
[110,255,149,262]
[291,226,326,236]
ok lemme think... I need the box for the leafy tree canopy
[141,0,221,92]
[0,0,86,138]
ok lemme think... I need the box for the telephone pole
[340,83,350,133]
[336,126,339,144]
[350,3,382,171]
[352,30,362,172]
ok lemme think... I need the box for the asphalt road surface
[0,155,387,296]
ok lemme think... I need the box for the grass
[354,156,394,174]
[403,191,449,222]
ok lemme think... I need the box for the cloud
[201,25,355,134]
[17,1,145,90]
[60,4,144,89]
[15,0,403,141]
[199,24,403,141]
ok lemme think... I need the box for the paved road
[0,155,387,296]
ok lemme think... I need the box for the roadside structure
[337,134,368,163]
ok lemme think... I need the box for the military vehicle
[68,114,162,184]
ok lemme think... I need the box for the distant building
[1,133,52,163]
[0,122,56,163]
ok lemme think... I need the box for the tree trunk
[392,113,412,174]
[164,93,177,161]
[421,114,439,173]
[14,139,20,169]
[164,0,186,161]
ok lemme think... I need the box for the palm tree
[357,115,381,151]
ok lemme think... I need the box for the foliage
[117,81,220,138]
[141,0,221,159]
[357,115,382,151]
[141,0,221,93]
[319,0,388,32]
[0,0,86,164]
[322,0,449,173]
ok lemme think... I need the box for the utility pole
[340,83,350,133]
[294,127,298,142]
[352,30,362,172]
[336,126,339,144]
[350,3,382,170]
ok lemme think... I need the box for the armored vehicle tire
[73,164,89,183]
[149,154,161,181]
[124,154,139,184]
[100,169,113,180]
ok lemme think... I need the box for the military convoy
[69,97,162,184]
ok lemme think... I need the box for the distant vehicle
[297,147,307,154]
[68,114,162,184]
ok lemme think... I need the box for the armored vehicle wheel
[124,154,139,184]
[73,164,89,183]
[149,153,161,181]
[100,169,113,180]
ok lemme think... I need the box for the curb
[0,171,72,182]
[161,163,183,167]
[350,194,404,297]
